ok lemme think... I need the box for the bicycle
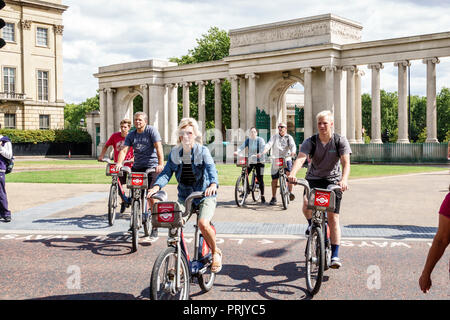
[234,154,262,207]
[120,166,155,252]
[294,178,341,296]
[271,156,290,210]
[101,158,133,226]
[149,191,216,300]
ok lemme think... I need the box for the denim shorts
[177,196,217,221]
[271,160,293,179]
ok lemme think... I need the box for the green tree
[64,93,99,129]
[437,87,450,142]
[170,27,231,136]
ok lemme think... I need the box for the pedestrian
[419,185,450,293]
[0,125,13,222]
[288,110,351,269]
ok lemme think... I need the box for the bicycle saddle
[152,190,168,201]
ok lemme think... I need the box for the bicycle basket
[151,202,184,228]
[237,157,247,167]
[106,163,120,176]
[126,172,148,189]
[307,188,336,212]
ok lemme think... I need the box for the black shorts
[271,160,293,179]
[305,178,343,214]
[131,166,159,189]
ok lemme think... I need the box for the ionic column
[212,79,223,142]
[245,73,258,130]
[321,65,336,115]
[140,84,149,118]
[300,67,315,138]
[182,82,192,118]
[230,76,239,134]
[368,63,384,144]
[99,88,107,145]
[106,88,116,138]
[167,83,178,145]
[195,80,207,139]
[394,60,411,143]
[355,69,365,143]
[422,57,440,143]
[239,76,247,133]
[343,65,356,143]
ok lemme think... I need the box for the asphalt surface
[0,168,449,301]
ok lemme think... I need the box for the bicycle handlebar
[293,178,342,197]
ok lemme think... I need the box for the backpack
[0,136,13,174]
[309,133,341,158]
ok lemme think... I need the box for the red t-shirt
[439,193,450,219]
[105,132,134,165]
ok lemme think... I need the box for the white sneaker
[330,257,342,269]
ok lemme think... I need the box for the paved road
[0,169,449,301]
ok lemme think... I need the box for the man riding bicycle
[288,110,351,269]
[116,112,165,240]
[257,122,296,206]
[98,119,134,213]
[148,117,222,273]
[234,127,266,203]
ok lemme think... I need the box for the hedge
[0,129,92,144]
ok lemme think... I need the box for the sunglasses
[278,126,286,129]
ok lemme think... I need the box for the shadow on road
[33,214,114,230]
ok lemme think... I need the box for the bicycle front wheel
[198,263,216,292]
[234,174,248,207]
[108,184,118,226]
[279,175,289,210]
[305,226,325,296]
[131,199,140,253]
[150,247,190,300]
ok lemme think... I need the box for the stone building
[0,0,67,129]
[93,14,450,157]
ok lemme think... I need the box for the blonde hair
[316,110,333,122]
[176,117,202,145]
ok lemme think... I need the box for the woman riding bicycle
[234,127,266,203]
[148,118,222,273]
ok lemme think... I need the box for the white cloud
[62,0,450,103]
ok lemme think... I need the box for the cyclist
[116,112,165,240]
[234,127,266,203]
[288,110,351,269]
[148,117,222,273]
[98,119,134,213]
[257,122,296,206]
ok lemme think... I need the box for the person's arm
[148,157,175,198]
[97,145,110,161]
[419,214,450,293]
[234,139,247,156]
[259,135,274,156]
[203,146,219,197]
[289,135,297,157]
[339,154,350,191]
[154,141,165,173]
[0,141,13,160]
[115,146,129,170]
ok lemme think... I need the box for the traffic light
[0,0,6,49]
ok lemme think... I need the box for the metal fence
[350,142,449,163]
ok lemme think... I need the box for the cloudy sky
[62,0,450,104]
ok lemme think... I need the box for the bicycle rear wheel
[234,174,248,207]
[131,199,140,252]
[305,226,325,296]
[279,175,289,210]
[108,184,118,226]
[150,247,190,300]
[251,171,261,202]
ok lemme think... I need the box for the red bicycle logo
[314,191,330,207]
[157,203,175,222]
[109,165,119,174]
[131,174,144,186]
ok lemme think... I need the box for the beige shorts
[177,196,216,221]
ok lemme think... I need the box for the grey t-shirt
[300,133,352,182]
[124,125,161,169]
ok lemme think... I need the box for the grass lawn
[6,161,447,185]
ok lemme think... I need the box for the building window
[36,27,48,47]
[4,114,16,129]
[37,70,48,101]
[3,23,15,42]
[39,115,50,129]
[3,67,16,93]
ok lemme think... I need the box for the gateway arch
[94,14,450,153]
